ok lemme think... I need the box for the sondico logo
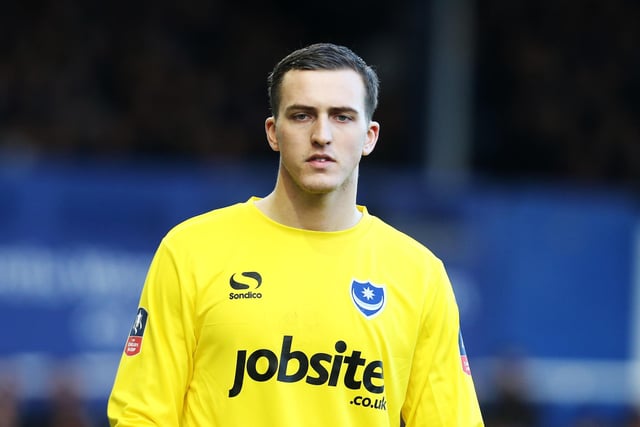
[229,271,262,300]
[228,335,385,400]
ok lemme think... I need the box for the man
[108,42,484,426]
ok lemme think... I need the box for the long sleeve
[108,239,197,426]
[401,260,484,427]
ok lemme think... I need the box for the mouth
[306,154,335,163]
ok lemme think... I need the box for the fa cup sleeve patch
[125,307,148,356]
[458,331,471,375]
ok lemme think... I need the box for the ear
[265,116,279,152]
[362,120,380,157]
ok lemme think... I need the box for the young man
[107,43,484,426]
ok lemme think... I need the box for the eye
[292,112,310,121]
[335,114,353,122]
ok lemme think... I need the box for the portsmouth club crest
[350,280,386,319]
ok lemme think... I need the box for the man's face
[265,69,379,196]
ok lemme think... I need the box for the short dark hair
[267,43,379,120]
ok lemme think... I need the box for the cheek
[277,138,305,165]
[343,145,366,167]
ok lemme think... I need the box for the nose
[311,116,332,146]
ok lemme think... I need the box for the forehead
[279,69,367,112]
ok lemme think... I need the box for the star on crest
[361,286,375,300]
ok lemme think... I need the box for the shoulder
[163,201,250,245]
[367,214,442,267]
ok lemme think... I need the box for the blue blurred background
[1,0,639,426]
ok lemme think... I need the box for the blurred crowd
[0,370,94,427]
[474,0,640,189]
[0,0,295,162]
[1,0,638,189]
[480,356,640,427]
[0,0,419,167]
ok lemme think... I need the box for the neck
[255,180,362,232]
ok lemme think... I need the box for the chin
[297,178,341,195]
[290,171,354,195]
[301,184,337,195]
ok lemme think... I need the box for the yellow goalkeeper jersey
[108,198,483,427]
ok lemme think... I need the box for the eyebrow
[284,104,360,116]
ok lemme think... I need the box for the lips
[306,154,335,163]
